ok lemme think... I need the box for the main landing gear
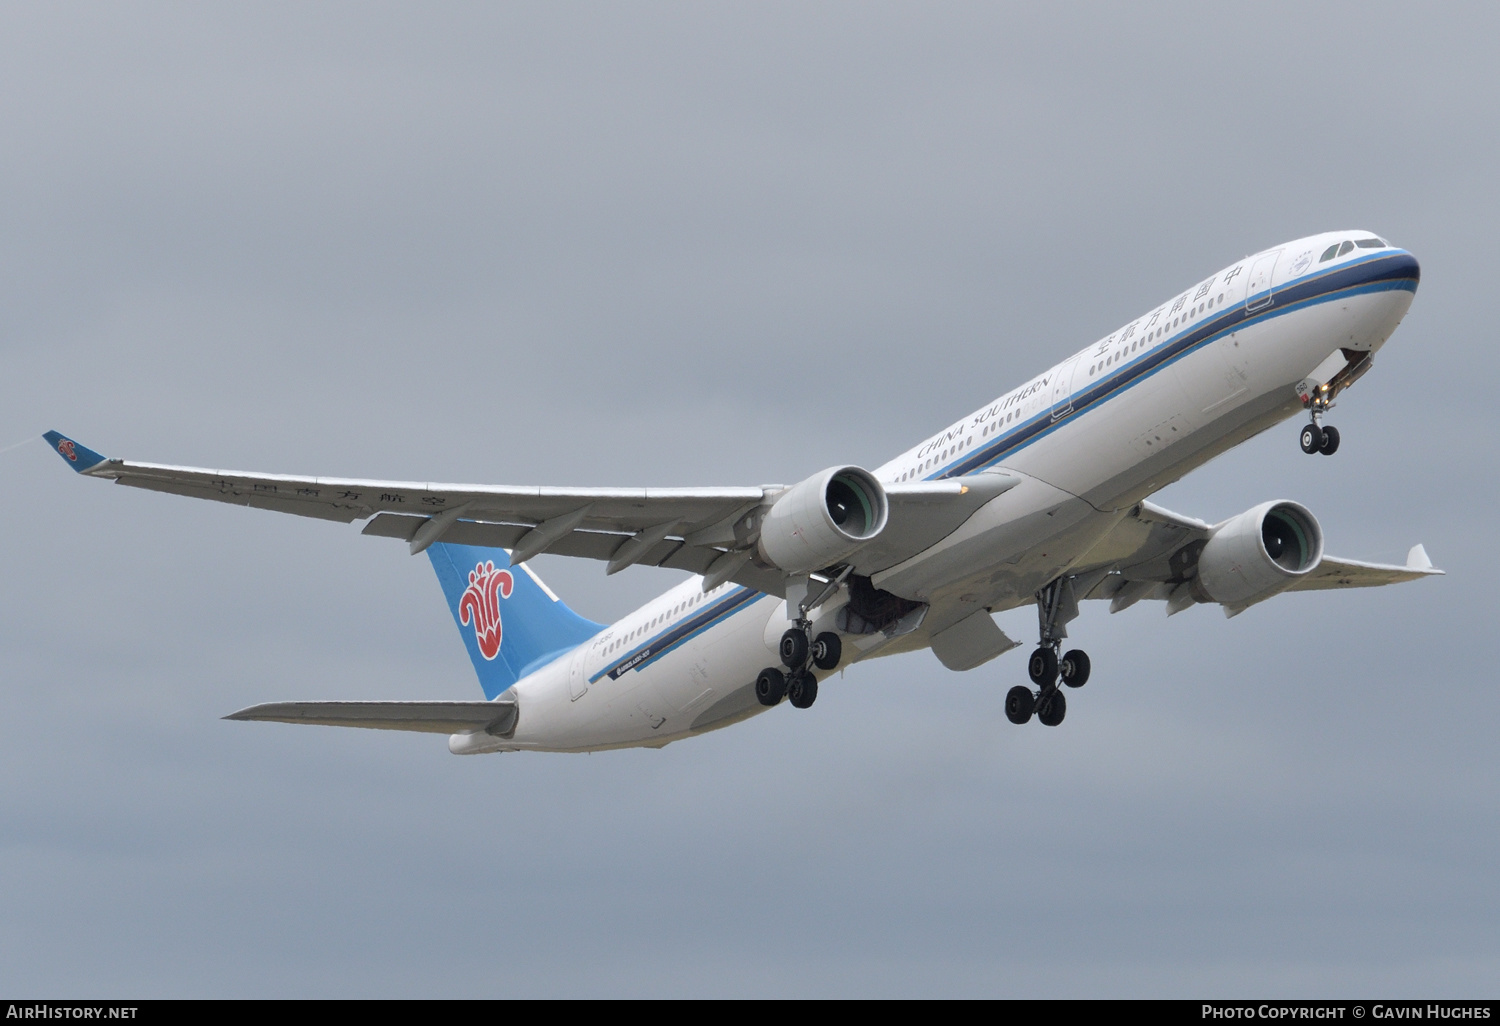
[1007,578,1091,727]
[1006,647,1088,727]
[756,624,843,710]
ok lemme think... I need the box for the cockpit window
[1337,240,1355,257]
[1355,237,1386,248]
[1319,244,1340,262]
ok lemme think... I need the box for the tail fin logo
[57,439,77,462]
[459,560,514,660]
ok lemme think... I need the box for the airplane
[44,229,1441,753]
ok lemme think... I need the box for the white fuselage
[491,231,1419,753]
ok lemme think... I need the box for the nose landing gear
[1297,349,1370,456]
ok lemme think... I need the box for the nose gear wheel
[1300,422,1323,454]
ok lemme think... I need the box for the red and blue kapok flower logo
[57,439,77,462]
[459,560,514,660]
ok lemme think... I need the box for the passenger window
[1337,240,1354,257]
[1320,244,1340,262]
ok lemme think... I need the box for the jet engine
[1194,500,1324,609]
[757,466,888,574]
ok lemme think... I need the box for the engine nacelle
[757,466,888,574]
[1194,500,1324,609]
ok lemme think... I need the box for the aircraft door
[1050,354,1084,420]
[568,645,589,701]
[1244,250,1281,312]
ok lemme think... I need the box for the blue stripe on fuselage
[590,585,763,684]
[927,250,1418,481]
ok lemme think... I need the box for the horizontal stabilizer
[224,700,516,735]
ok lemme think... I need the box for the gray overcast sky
[1,2,1495,997]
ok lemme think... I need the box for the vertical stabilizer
[427,543,604,700]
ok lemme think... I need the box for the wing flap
[224,700,517,734]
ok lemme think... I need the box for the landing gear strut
[1010,577,1090,727]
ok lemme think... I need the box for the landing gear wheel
[1037,689,1067,727]
[1318,424,1340,455]
[1060,649,1091,688]
[811,632,842,671]
[1027,647,1059,686]
[787,671,819,709]
[1005,685,1036,725]
[755,667,787,707]
[779,628,809,669]
[1300,423,1324,454]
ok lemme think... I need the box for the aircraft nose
[1382,249,1421,291]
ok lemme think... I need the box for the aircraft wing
[1072,501,1442,615]
[1283,546,1442,591]
[43,431,1004,595]
[224,700,517,734]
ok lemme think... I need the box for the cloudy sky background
[0,2,1495,996]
